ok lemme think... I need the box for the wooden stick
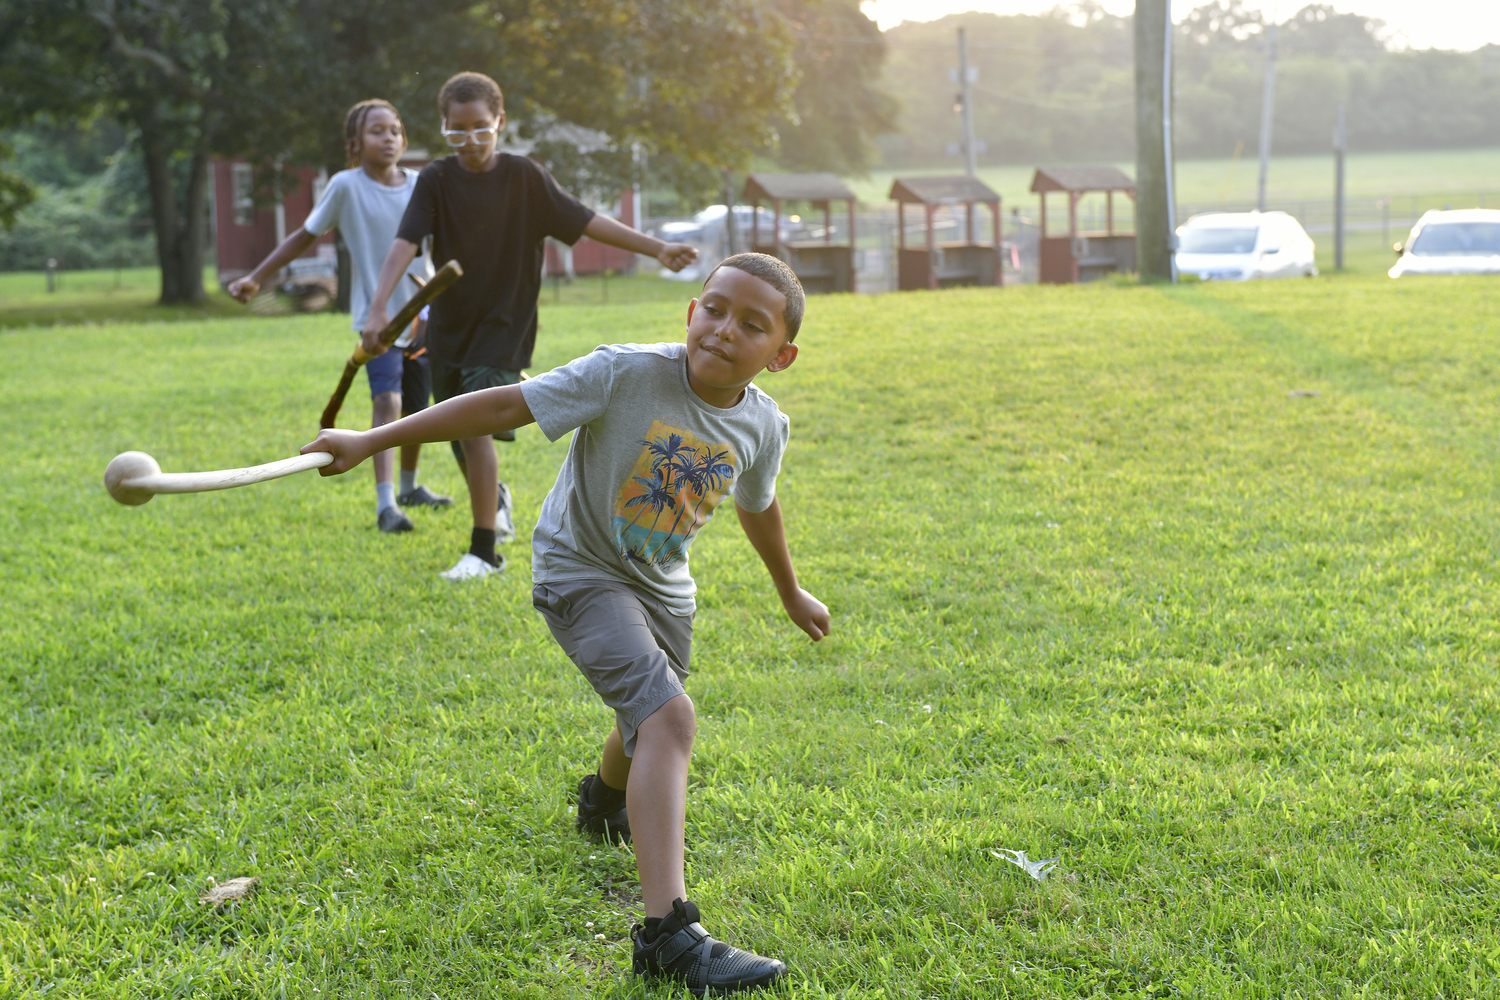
[319,260,463,429]
[105,450,334,506]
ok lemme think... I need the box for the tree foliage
[878,2,1500,168]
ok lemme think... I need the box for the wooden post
[1068,191,1079,284]
[848,198,857,294]
[897,200,904,249]
[752,198,759,248]
[773,198,782,258]
[993,200,1003,287]
[926,202,937,290]
[966,201,974,243]
[1039,192,1047,238]
[1135,0,1174,280]
[1107,190,1114,236]
[823,202,831,243]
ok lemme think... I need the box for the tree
[769,0,898,175]
[0,1,800,299]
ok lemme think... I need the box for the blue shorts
[366,347,403,398]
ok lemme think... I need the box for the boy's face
[360,107,404,169]
[684,267,797,401]
[443,99,504,172]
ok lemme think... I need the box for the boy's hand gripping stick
[318,259,463,429]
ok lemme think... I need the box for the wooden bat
[105,450,334,506]
[319,259,463,429]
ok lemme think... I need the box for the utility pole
[1333,103,1346,270]
[1256,22,1278,212]
[1134,0,1174,281]
[958,27,978,176]
[723,168,736,256]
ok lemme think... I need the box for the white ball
[105,451,161,506]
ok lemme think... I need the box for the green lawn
[3,269,1499,997]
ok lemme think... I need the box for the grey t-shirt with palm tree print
[521,342,789,616]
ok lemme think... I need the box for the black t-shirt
[395,153,595,370]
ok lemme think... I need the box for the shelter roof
[744,172,856,203]
[888,175,1000,205]
[1030,166,1136,194]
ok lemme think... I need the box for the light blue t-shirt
[521,343,789,615]
[303,167,433,334]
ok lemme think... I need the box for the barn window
[231,163,255,226]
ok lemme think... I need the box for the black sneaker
[398,484,454,508]
[377,506,414,533]
[633,898,786,995]
[576,773,630,844]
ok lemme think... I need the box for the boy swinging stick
[304,253,828,994]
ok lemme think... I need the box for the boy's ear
[685,297,698,329]
[764,341,798,373]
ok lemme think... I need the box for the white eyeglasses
[441,126,499,147]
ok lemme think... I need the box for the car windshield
[1410,222,1500,256]
[1178,227,1259,254]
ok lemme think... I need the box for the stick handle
[319,259,464,428]
[131,452,334,495]
[319,358,362,429]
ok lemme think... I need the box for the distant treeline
[878,2,1500,167]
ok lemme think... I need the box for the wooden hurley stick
[318,260,463,429]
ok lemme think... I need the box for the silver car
[1390,209,1500,278]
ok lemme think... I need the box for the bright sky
[860,0,1500,52]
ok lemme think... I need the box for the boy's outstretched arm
[583,214,699,273]
[227,228,319,302]
[303,384,534,474]
[736,498,831,642]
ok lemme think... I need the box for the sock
[376,482,397,515]
[593,773,628,806]
[399,468,417,494]
[469,527,497,566]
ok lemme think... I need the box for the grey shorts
[532,579,694,757]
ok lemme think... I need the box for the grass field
[3,269,1500,997]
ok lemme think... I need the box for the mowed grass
[3,271,1500,998]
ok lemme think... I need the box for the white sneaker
[439,553,505,581]
[496,481,516,543]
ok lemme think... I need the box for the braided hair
[344,99,405,168]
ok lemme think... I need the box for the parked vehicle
[1389,209,1500,278]
[1175,211,1318,281]
[653,205,793,281]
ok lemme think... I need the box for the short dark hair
[439,72,504,119]
[705,253,806,342]
[343,99,405,168]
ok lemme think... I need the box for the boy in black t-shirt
[363,71,698,581]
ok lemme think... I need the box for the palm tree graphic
[647,449,709,561]
[654,445,735,563]
[620,466,676,562]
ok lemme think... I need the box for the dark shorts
[431,360,523,463]
[533,579,694,758]
[366,347,403,398]
[430,359,523,403]
[400,353,431,415]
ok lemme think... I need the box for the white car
[1175,211,1318,281]
[1390,209,1500,278]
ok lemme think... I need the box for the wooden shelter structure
[743,173,858,294]
[888,175,1002,291]
[1031,166,1137,283]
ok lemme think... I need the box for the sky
[859,0,1500,52]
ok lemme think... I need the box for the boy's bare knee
[643,694,696,751]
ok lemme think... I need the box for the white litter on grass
[992,849,1058,881]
